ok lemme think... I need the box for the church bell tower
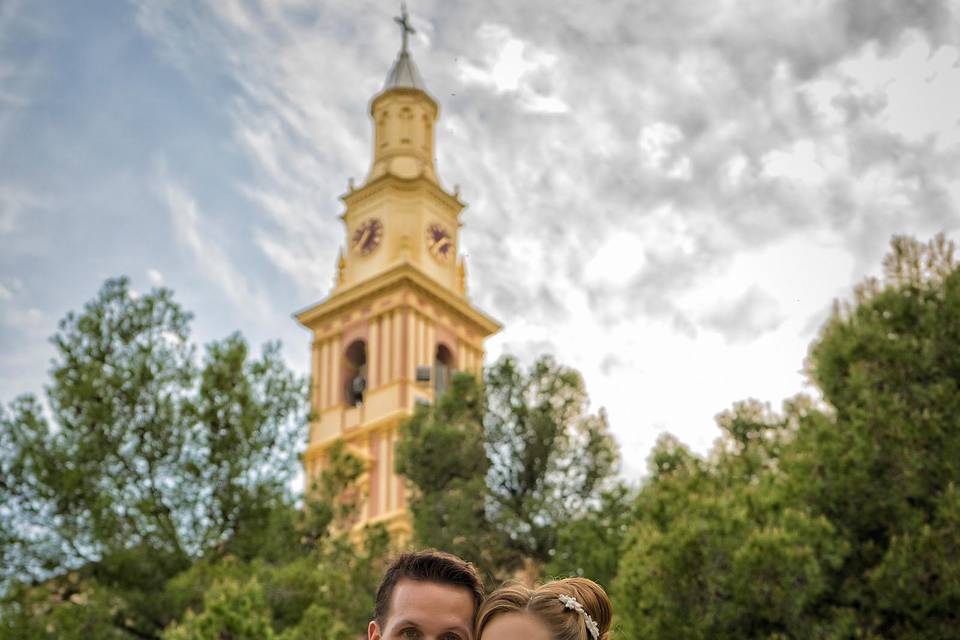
[295,6,500,541]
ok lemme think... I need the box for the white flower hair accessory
[558,594,600,639]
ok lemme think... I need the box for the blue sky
[2,1,300,397]
[3,0,960,479]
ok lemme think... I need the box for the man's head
[368,549,485,640]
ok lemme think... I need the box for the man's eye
[400,629,420,640]
[441,634,463,640]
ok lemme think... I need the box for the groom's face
[367,578,475,640]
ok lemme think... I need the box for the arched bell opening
[434,343,455,397]
[344,340,368,407]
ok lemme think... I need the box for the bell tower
[295,5,500,542]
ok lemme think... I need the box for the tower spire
[384,2,426,91]
[394,2,415,54]
[368,1,438,184]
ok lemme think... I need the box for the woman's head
[475,578,612,640]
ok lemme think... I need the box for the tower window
[434,344,454,397]
[344,340,367,406]
[378,111,389,148]
[399,107,413,144]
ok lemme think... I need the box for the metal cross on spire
[394,2,416,53]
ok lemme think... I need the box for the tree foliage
[6,233,960,639]
[397,355,621,584]
[0,277,388,640]
[615,401,852,639]
[614,235,960,639]
[163,578,276,640]
[395,372,508,581]
[2,279,305,577]
[544,484,635,588]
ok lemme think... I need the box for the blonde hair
[475,578,612,640]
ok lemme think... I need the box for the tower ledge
[342,172,463,212]
[294,261,501,338]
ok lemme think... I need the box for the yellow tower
[295,7,500,541]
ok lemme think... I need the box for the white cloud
[0,304,56,403]
[146,268,164,286]
[583,233,648,286]
[133,1,363,302]
[458,23,569,114]
[122,0,960,471]
[700,286,786,343]
[153,162,269,313]
[0,0,47,137]
[459,23,553,92]
[639,122,689,178]
[0,185,43,235]
[1,305,49,341]
[838,32,960,149]
[761,139,830,186]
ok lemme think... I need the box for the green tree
[281,438,391,637]
[157,438,389,640]
[793,233,960,637]
[614,401,851,640]
[397,355,620,582]
[485,356,620,564]
[163,577,275,640]
[396,372,511,582]
[0,277,307,639]
[0,572,126,640]
[299,439,367,546]
[615,235,960,639]
[544,484,635,589]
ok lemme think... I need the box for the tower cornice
[294,261,501,337]
[341,172,464,214]
[370,85,438,115]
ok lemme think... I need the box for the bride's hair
[475,577,612,640]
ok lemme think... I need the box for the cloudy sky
[2,0,959,479]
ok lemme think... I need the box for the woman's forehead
[480,612,552,640]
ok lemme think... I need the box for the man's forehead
[390,578,475,607]
[387,578,475,628]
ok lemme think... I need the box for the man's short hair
[373,549,485,627]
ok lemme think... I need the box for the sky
[2,0,959,480]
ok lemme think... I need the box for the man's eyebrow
[391,619,421,629]
[391,620,469,636]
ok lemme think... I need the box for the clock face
[351,218,383,256]
[426,223,454,262]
